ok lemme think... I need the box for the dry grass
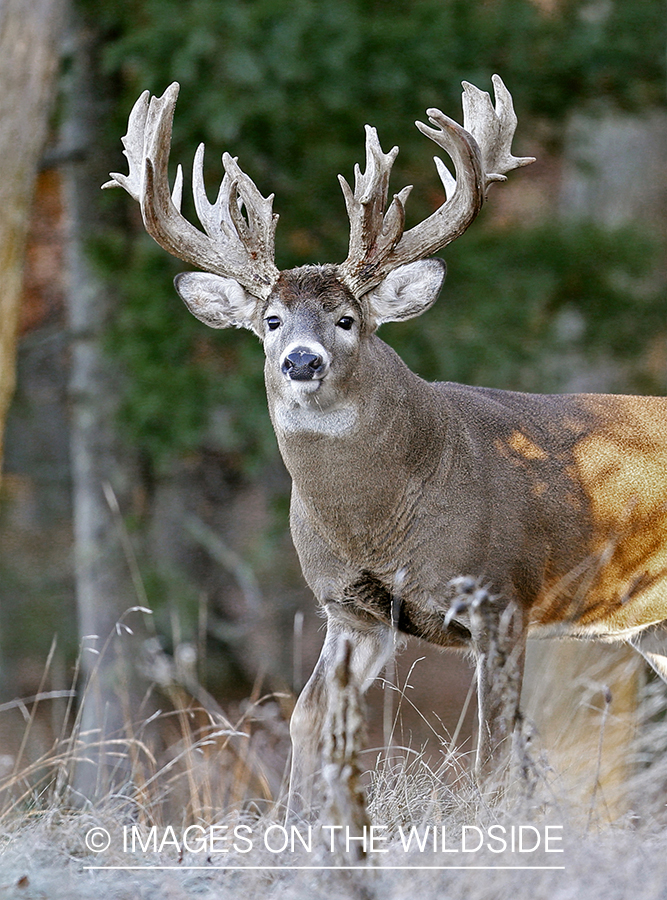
[2,631,667,899]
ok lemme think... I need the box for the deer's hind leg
[474,603,527,784]
[446,581,527,784]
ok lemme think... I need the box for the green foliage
[383,220,663,393]
[98,235,276,471]
[92,0,666,267]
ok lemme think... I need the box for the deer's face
[174,259,446,430]
[261,267,365,417]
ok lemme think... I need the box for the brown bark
[0,0,67,486]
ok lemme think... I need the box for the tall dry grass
[2,621,667,899]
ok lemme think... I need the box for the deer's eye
[336,316,354,331]
[266,316,282,331]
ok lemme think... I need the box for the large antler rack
[337,74,535,298]
[103,83,280,301]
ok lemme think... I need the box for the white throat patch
[274,402,359,437]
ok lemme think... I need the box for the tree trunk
[0,0,66,487]
[62,16,152,801]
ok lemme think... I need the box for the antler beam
[103,83,280,301]
[338,74,535,298]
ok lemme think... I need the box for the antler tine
[222,153,279,265]
[337,126,414,297]
[338,76,533,298]
[104,83,280,301]
[394,108,486,260]
[103,89,151,200]
[191,146,274,273]
[462,74,536,188]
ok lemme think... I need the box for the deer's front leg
[287,611,395,817]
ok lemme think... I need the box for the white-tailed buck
[106,77,667,808]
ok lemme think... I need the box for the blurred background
[0,0,665,806]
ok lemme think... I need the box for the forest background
[0,0,666,803]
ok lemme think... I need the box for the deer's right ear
[174,272,261,335]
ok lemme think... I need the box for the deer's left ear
[364,259,446,328]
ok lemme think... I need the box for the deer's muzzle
[282,347,327,381]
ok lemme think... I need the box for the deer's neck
[270,338,447,521]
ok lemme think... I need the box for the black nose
[282,348,324,381]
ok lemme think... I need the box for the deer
[105,76,667,811]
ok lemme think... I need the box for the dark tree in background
[0,0,66,485]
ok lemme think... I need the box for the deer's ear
[174,272,261,335]
[364,259,446,328]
